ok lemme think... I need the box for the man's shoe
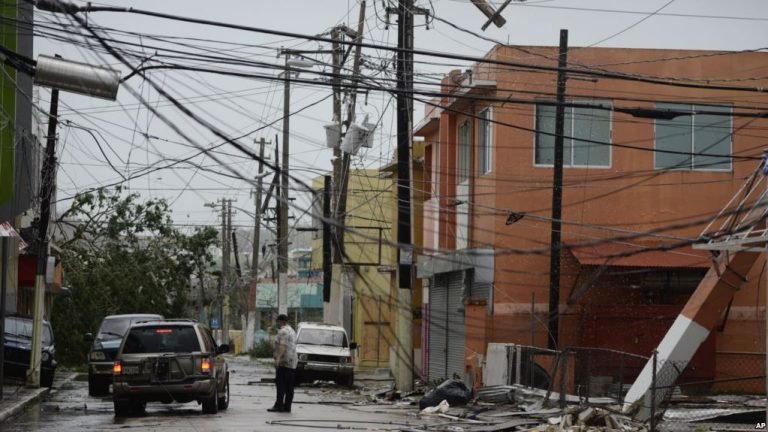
[281,407,291,413]
[267,406,283,412]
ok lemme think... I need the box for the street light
[25,55,120,388]
[277,51,315,316]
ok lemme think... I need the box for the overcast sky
[33,0,768,242]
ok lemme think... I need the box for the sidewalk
[0,372,78,424]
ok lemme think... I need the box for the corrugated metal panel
[428,274,448,380]
[446,271,465,380]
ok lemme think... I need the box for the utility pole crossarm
[471,0,507,28]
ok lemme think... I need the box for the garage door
[427,271,466,380]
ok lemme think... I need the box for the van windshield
[98,316,161,341]
[297,329,347,347]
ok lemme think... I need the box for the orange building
[415,44,768,390]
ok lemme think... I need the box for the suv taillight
[201,358,211,374]
[113,360,122,375]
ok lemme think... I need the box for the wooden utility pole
[547,29,568,350]
[394,0,415,393]
[244,138,267,351]
[223,199,233,343]
[28,87,59,387]
[325,2,367,334]
[334,0,367,261]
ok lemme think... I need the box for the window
[123,326,201,354]
[424,144,435,200]
[655,103,731,171]
[458,121,471,182]
[535,101,611,167]
[478,109,492,174]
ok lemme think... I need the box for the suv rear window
[123,326,200,354]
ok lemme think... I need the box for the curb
[0,372,79,424]
[0,386,49,424]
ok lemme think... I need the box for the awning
[569,243,712,269]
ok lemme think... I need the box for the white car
[295,322,357,386]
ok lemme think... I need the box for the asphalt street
[1,356,430,432]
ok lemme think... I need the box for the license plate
[122,366,139,375]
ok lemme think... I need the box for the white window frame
[457,120,471,183]
[653,103,733,172]
[478,107,493,175]
[532,101,613,169]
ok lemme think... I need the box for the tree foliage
[51,187,218,365]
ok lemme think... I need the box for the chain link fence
[486,345,766,431]
[651,353,766,431]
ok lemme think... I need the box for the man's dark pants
[274,366,296,411]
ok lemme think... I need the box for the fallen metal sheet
[483,408,562,418]
[465,418,541,431]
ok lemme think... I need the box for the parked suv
[112,320,229,416]
[3,315,56,387]
[295,322,357,386]
[86,313,163,396]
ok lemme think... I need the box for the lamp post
[26,55,120,387]
[277,52,314,316]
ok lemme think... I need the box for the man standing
[268,314,297,413]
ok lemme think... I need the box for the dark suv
[112,320,229,416]
[86,314,163,396]
[3,315,56,387]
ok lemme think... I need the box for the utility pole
[334,0,366,261]
[27,87,59,387]
[328,1,367,335]
[275,50,320,316]
[322,176,332,302]
[547,29,568,350]
[0,236,8,398]
[224,199,232,343]
[244,137,267,351]
[278,54,292,317]
[395,0,415,393]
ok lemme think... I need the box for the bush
[249,339,273,358]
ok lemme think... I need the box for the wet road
[2,356,427,432]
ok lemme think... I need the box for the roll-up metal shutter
[445,271,466,380]
[428,274,448,379]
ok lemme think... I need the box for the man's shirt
[275,324,298,369]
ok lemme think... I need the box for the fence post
[559,349,568,408]
[585,349,592,403]
[618,353,625,405]
[650,350,658,432]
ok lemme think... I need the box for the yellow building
[381,140,426,377]
[311,169,396,368]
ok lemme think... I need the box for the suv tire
[88,372,110,396]
[217,374,230,410]
[202,385,218,414]
[113,399,133,417]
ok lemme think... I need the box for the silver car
[111,320,229,416]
